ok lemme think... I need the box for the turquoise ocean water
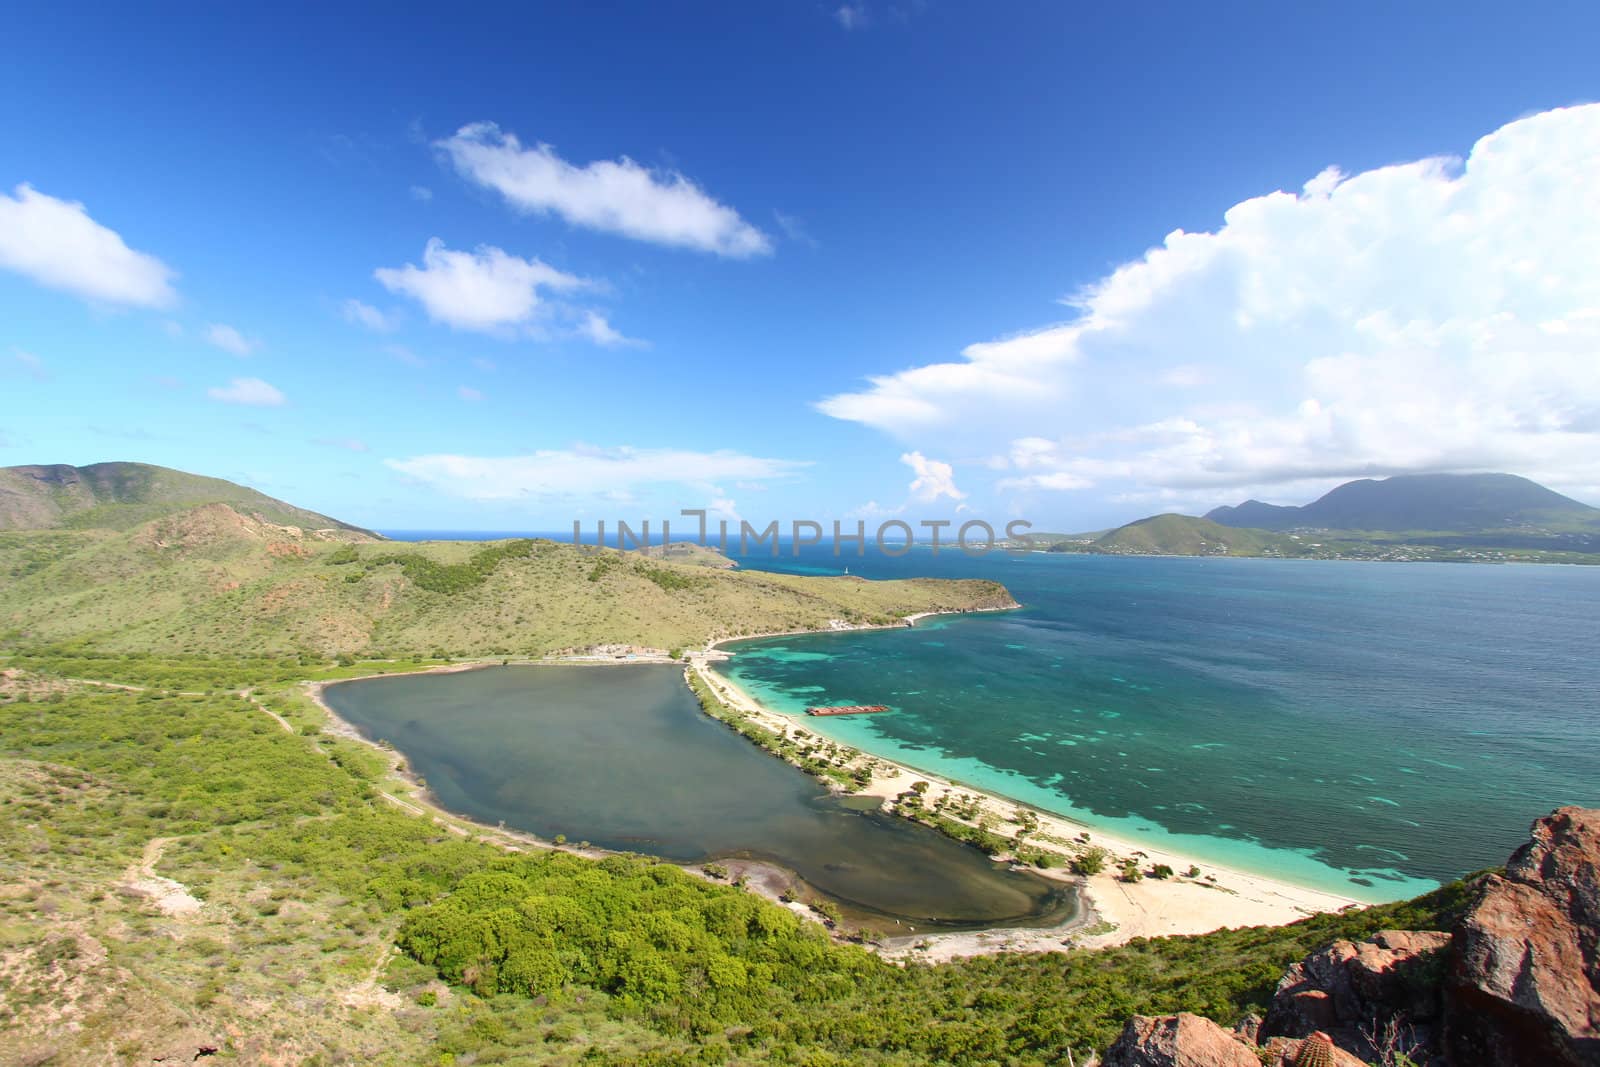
[715,550,1600,901]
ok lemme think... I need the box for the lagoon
[320,664,1075,931]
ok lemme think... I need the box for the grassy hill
[1076,514,1294,556]
[0,503,1015,657]
[0,461,381,537]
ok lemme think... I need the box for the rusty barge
[805,704,892,717]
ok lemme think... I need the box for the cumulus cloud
[438,122,771,258]
[341,299,395,332]
[387,447,808,502]
[375,238,587,333]
[207,377,285,406]
[576,310,646,348]
[205,323,258,357]
[0,183,177,308]
[818,104,1600,503]
[902,451,966,502]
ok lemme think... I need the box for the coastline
[302,600,1368,963]
[696,620,1369,960]
[701,602,1023,655]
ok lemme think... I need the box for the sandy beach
[689,641,1368,962]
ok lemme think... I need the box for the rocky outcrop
[1261,929,1449,1060]
[1445,806,1600,1066]
[1102,1015,1367,1067]
[1102,1013,1259,1067]
[1104,807,1600,1067]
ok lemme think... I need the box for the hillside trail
[121,836,202,917]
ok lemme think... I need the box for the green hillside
[0,665,1477,1065]
[1057,514,1295,557]
[0,502,1015,657]
[0,461,381,537]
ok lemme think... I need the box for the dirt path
[340,944,403,1011]
[241,691,294,734]
[121,836,202,917]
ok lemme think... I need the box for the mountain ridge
[1204,472,1598,533]
[1047,473,1600,562]
[0,461,383,538]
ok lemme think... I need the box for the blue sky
[3,3,1599,532]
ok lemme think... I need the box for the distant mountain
[1086,514,1291,556]
[1043,473,1600,562]
[0,462,382,538]
[1205,473,1599,533]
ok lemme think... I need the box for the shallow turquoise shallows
[716,549,1600,901]
[322,664,1075,931]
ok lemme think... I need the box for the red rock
[1102,1013,1260,1067]
[1446,806,1600,1066]
[1262,928,1448,1059]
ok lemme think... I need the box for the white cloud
[577,310,646,348]
[375,238,587,333]
[849,499,905,518]
[0,183,177,308]
[387,447,808,502]
[341,299,395,332]
[817,104,1600,502]
[438,122,771,258]
[207,377,285,406]
[458,385,484,402]
[902,451,966,502]
[1158,364,1210,388]
[409,185,433,202]
[205,323,258,357]
[835,4,869,29]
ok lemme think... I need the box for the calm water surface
[322,664,1075,931]
[716,549,1600,900]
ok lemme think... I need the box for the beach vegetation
[1072,847,1109,876]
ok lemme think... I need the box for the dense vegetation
[1,656,1478,1064]
[358,539,542,595]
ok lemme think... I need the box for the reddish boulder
[1102,1013,1259,1067]
[1262,928,1449,1060]
[1446,806,1600,1066]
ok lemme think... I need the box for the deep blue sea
[383,530,1600,900]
